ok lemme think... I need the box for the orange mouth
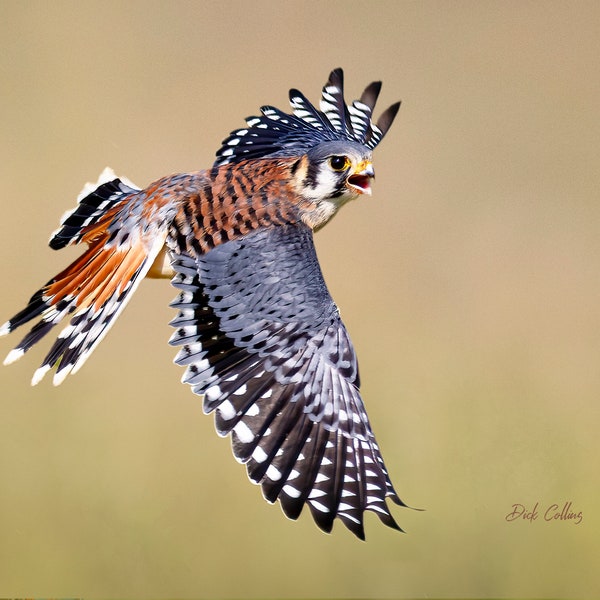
[347,160,374,195]
[347,173,373,194]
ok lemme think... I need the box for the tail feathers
[49,167,140,250]
[1,166,175,384]
[2,235,167,385]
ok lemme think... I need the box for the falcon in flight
[2,68,408,539]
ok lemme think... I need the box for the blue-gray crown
[214,68,401,167]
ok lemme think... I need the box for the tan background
[1,1,599,598]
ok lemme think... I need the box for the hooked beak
[347,160,375,195]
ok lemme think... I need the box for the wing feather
[169,223,404,537]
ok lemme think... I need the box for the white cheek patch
[308,167,358,205]
[304,168,340,201]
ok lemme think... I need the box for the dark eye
[328,155,351,172]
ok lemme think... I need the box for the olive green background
[1,1,599,598]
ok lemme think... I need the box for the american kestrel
[2,68,407,539]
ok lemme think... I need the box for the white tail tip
[52,366,73,387]
[31,365,51,386]
[4,348,24,366]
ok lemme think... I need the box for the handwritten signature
[505,501,583,524]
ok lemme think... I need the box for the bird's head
[286,140,374,229]
[303,140,375,198]
[214,68,400,229]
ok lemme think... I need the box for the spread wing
[169,223,404,539]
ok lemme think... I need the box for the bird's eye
[328,155,351,172]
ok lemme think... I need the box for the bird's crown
[214,68,400,167]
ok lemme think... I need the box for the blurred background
[1,1,599,598]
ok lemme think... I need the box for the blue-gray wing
[168,223,404,539]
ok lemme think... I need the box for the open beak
[347,161,375,195]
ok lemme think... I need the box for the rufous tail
[1,168,170,385]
